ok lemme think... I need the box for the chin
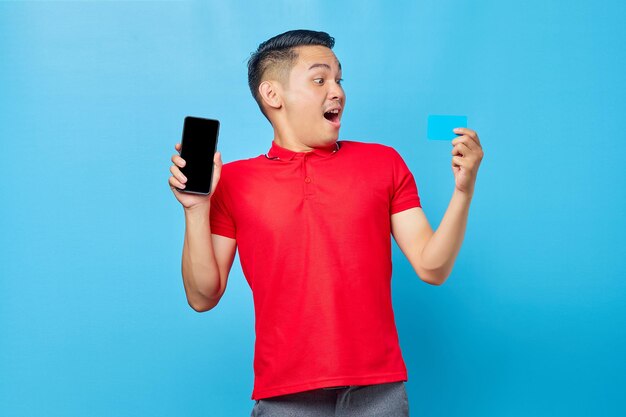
[318,137,338,147]
[303,135,335,147]
[323,131,340,143]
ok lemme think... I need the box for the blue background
[1,1,624,416]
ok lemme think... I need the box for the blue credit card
[427,115,468,140]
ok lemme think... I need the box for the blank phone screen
[179,117,219,195]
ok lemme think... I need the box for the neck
[273,136,339,153]
[272,124,314,152]
[273,138,313,153]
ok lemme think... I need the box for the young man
[168,30,483,416]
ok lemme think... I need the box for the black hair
[247,29,335,120]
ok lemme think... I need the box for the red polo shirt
[209,139,421,400]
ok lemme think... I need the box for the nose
[328,81,345,103]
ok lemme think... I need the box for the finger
[175,143,181,152]
[453,127,476,138]
[171,154,186,167]
[169,175,185,190]
[453,128,481,147]
[452,155,467,167]
[170,164,187,183]
[211,152,223,188]
[212,152,223,174]
[451,135,477,152]
[451,141,472,157]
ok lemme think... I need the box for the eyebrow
[308,61,342,71]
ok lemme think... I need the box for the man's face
[278,45,345,147]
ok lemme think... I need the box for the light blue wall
[1,1,624,416]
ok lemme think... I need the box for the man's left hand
[451,127,484,196]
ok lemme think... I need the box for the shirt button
[304,177,312,183]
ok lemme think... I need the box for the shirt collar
[266,140,341,161]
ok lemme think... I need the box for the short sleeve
[209,175,236,239]
[390,148,421,214]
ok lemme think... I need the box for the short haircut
[247,29,335,121]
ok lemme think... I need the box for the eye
[336,78,344,85]
[313,78,324,85]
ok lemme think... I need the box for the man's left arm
[391,128,484,285]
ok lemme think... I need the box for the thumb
[214,150,223,167]
[211,151,223,189]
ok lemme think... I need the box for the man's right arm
[169,142,237,312]
[182,203,237,312]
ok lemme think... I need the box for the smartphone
[177,116,220,195]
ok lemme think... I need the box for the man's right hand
[169,142,223,210]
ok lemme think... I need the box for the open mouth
[323,109,341,123]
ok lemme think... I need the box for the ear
[258,80,282,110]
